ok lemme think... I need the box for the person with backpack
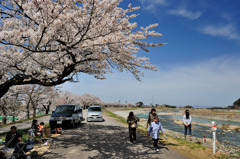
[183,109,192,141]
[127,112,140,144]
[146,108,158,128]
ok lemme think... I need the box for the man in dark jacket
[5,126,22,148]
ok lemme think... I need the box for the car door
[79,106,83,120]
[75,106,81,123]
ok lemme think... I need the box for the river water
[136,111,240,147]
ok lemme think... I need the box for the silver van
[87,105,104,122]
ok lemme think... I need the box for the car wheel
[79,119,81,125]
[26,155,32,159]
[11,155,18,159]
[31,151,38,157]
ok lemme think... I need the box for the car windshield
[88,107,101,111]
[55,106,74,113]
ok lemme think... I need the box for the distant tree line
[0,85,136,124]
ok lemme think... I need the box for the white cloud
[168,8,202,20]
[140,0,168,11]
[62,55,240,107]
[199,24,240,40]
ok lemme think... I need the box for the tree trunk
[12,115,15,123]
[26,99,31,119]
[45,108,49,115]
[3,115,7,124]
[0,85,10,99]
[31,99,36,117]
[46,101,51,115]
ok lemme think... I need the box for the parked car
[49,104,83,129]
[87,105,104,122]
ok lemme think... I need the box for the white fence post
[211,121,217,155]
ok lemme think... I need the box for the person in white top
[183,110,192,141]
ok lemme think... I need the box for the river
[136,111,240,147]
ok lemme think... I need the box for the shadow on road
[41,123,170,159]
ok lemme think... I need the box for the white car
[87,105,104,122]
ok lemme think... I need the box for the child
[147,117,165,152]
[38,122,45,132]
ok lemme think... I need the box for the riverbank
[107,107,240,158]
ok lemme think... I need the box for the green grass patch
[0,128,30,142]
[0,116,51,143]
[0,114,50,128]
[103,108,127,124]
[173,138,203,149]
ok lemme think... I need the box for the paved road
[41,111,190,159]
[0,116,50,133]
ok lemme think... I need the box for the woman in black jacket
[127,112,139,144]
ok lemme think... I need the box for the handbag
[131,123,138,128]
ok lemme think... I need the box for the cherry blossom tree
[79,93,104,108]
[0,87,22,124]
[0,0,165,98]
[63,91,81,105]
[20,84,60,117]
[40,86,61,114]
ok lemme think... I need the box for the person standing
[183,110,192,141]
[127,112,139,144]
[147,117,165,152]
[146,108,158,128]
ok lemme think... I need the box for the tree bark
[26,98,31,119]
[3,115,7,124]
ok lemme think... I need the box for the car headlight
[50,117,55,120]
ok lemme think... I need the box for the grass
[0,114,50,128]
[0,120,51,143]
[106,107,139,111]
[103,108,232,159]
[103,108,127,124]
[0,128,30,141]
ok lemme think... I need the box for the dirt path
[41,110,190,159]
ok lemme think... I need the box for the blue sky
[62,0,240,107]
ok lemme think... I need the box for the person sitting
[5,126,22,148]
[0,126,22,158]
[31,119,39,136]
[38,122,45,137]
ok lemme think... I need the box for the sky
[62,0,240,107]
